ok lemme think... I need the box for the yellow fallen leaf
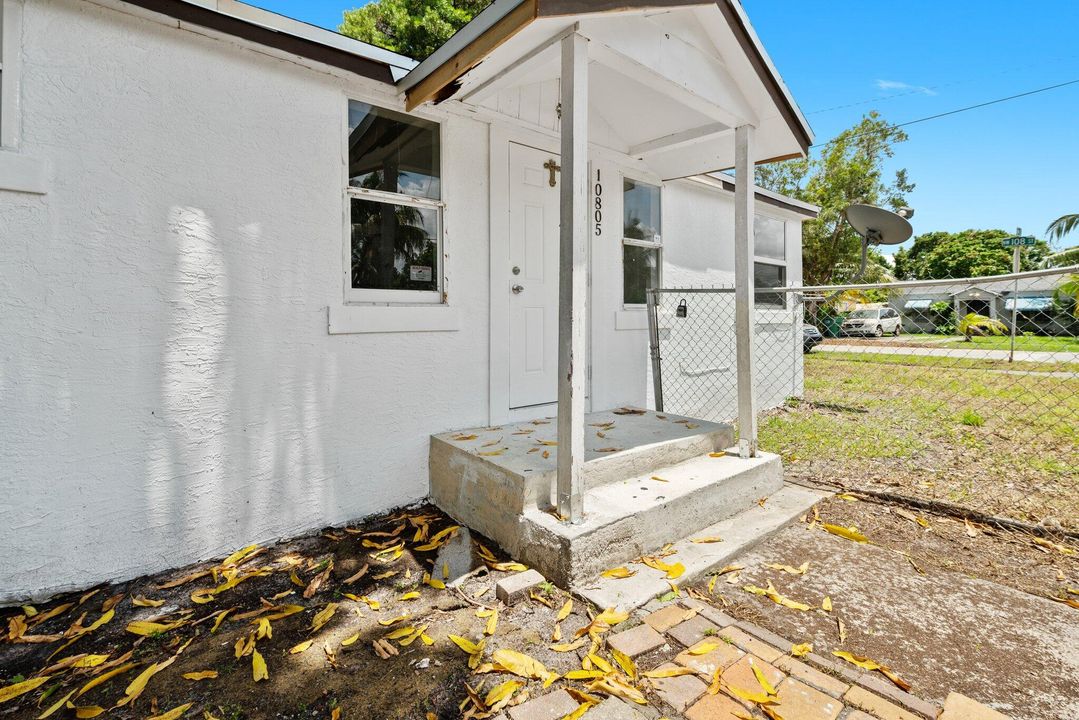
[564,670,605,680]
[601,567,636,579]
[587,653,613,674]
[117,656,177,707]
[37,689,76,718]
[765,561,810,575]
[562,703,594,720]
[148,703,193,720]
[586,676,647,705]
[790,643,812,657]
[72,655,109,668]
[836,493,860,501]
[341,633,360,647]
[557,599,573,621]
[822,524,868,543]
[252,648,269,681]
[132,596,165,608]
[594,608,629,626]
[182,671,218,681]
[378,614,409,627]
[399,591,420,601]
[822,597,833,612]
[688,642,720,655]
[256,618,272,639]
[484,680,523,708]
[126,619,186,636]
[753,663,778,696]
[71,706,106,718]
[210,609,232,634]
[692,536,724,544]
[75,662,137,698]
[610,647,636,680]
[489,562,528,572]
[491,648,553,682]
[724,684,776,706]
[448,635,483,656]
[549,638,588,653]
[642,666,696,678]
[311,603,338,632]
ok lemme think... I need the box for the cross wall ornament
[544,159,561,187]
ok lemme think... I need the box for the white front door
[508,142,561,409]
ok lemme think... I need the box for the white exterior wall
[0,0,491,601]
[0,0,809,601]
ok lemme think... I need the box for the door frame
[489,124,592,425]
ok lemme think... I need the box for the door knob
[512,284,524,294]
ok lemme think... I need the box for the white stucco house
[0,0,818,602]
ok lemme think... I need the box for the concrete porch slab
[430,409,733,550]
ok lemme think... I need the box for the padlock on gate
[676,299,688,318]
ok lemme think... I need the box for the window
[0,0,18,148]
[754,262,786,308]
[622,178,661,305]
[347,100,442,303]
[754,214,787,307]
[754,214,785,260]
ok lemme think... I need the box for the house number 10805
[593,168,603,236]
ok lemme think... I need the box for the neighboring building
[0,0,816,600]
[894,274,1069,334]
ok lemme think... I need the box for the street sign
[1001,235,1037,247]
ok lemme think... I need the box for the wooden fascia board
[713,0,811,154]
[404,0,539,111]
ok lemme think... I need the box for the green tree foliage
[894,229,1050,279]
[755,112,914,285]
[1046,213,1079,242]
[339,0,491,60]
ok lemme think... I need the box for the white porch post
[556,32,589,523]
[734,124,758,458]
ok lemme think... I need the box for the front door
[508,142,561,409]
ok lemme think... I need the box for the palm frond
[1046,213,1079,241]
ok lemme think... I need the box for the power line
[810,77,1079,149]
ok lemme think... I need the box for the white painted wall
[0,0,491,601]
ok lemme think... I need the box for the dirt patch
[690,496,1079,720]
[0,505,608,720]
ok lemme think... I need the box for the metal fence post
[646,288,664,412]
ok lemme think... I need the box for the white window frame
[753,213,788,309]
[343,102,445,306]
[621,175,662,308]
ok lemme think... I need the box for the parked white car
[841,308,902,337]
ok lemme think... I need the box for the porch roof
[399,0,813,179]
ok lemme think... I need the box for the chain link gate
[647,266,1079,528]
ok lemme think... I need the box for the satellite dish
[844,204,913,246]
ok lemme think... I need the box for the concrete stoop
[429,410,822,610]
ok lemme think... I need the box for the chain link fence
[648,266,1079,529]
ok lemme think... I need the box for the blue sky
[252,0,1079,248]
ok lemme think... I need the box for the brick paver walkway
[496,597,1008,720]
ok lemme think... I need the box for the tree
[957,312,1007,342]
[1046,213,1079,242]
[339,0,490,60]
[899,229,1050,279]
[755,112,914,285]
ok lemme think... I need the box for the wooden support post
[734,124,758,458]
[556,32,588,523]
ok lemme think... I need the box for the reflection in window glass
[623,179,661,242]
[348,101,440,200]
[624,245,659,305]
[351,198,439,292]
[754,262,786,307]
[754,214,785,260]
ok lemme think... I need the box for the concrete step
[515,450,787,588]
[430,410,732,551]
[573,483,826,610]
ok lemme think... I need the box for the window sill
[615,308,649,331]
[0,150,48,194]
[328,303,460,335]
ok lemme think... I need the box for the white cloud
[875,79,937,96]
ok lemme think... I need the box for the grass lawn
[760,352,1079,528]
[900,332,1079,352]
